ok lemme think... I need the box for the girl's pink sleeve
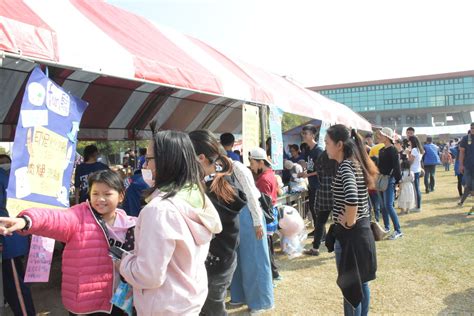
[19,207,80,243]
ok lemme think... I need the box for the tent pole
[260,105,267,150]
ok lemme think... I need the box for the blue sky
[108,0,474,87]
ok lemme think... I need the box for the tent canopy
[0,0,371,141]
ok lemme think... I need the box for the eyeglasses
[145,156,155,163]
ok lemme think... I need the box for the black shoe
[307,230,315,237]
[425,190,430,194]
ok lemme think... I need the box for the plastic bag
[278,206,306,258]
[111,280,133,315]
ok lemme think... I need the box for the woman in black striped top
[325,125,378,316]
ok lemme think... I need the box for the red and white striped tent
[0,0,371,141]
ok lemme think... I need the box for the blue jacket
[423,143,441,166]
[122,172,149,217]
[0,168,29,259]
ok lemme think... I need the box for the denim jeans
[381,177,401,233]
[201,257,238,316]
[335,240,370,316]
[413,172,421,209]
[368,191,381,222]
[424,165,436,192]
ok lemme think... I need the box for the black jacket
[378,146,402,183]
[205,175,247,274]
[326,217,377,308]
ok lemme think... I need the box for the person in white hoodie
[119,125,222,316]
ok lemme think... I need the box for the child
[0,169,136,315]
[398,160,416,214]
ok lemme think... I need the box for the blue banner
[269,106,284,170]
[7,67,88,216]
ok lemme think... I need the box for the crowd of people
[0,121,472,316]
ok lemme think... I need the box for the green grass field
[229,167,474,315]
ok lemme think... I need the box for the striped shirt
[331,159,370,223]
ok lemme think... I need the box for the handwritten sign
[26,126,68,197]
[24,235,55,283]
[269,106,284,170]
[6,66,87,283]
[7,66,87,217]
[242,104,260,166]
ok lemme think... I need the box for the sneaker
[303,248,320,256]
[389,231,404,240]
[229,301,244,306]
[457,201,463,207]
[411,208,421,213]
[250,306,274,315]
[467,207,474,216]
[273,275,283,281]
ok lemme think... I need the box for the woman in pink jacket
[0,169,136,315]
[119,125,223,316]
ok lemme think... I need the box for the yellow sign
[26,126,68,197]
[7,198,65,218]
[242,104,260,166]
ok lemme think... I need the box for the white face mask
[0,163,11,171]
[141,169,155,187]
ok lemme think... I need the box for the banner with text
[242,104,260,166]
[269,106,284,170]
[7,66,87,282]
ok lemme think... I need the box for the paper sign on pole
[269,106,284,170]
[7,66,88,282]
[23,235,55,283]
[318,121,330,150]
[242,104,260,166]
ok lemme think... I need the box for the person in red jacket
[0,170,136,315]
[248,147,281,281]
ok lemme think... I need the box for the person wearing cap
[423,137,441,194]
[248,148,280,281]
[377,127,403,240]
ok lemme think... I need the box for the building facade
[309,71,474,134]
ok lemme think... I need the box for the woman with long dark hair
[188,130,247,316]
[119,123,222,315]
[325,124,378,316]
[408,135,425,211]
[377,127,403,239]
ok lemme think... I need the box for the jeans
[381,177,401,233]
[335,241,370,316]
[444,163,450,171]
[424,165,436,192]
[201,257,238,316]
[413,172,421,209]
[313,210,330,249]
[368,192,381,222]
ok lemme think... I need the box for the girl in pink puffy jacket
[0,169,136,315]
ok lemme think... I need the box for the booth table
[275,191,309,219]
